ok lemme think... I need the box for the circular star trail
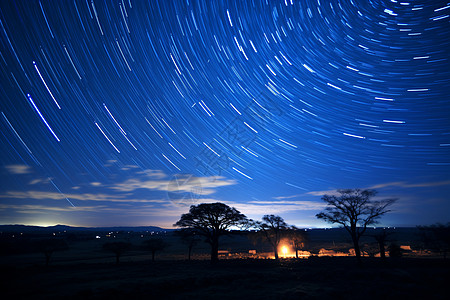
[0,0,449,227]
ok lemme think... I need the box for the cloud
[230,202,310,216]
[305,180,450,197]
[369,180,450,189]
[111,174,236,195]
[29,178,49,185]
[111,178,168,192]
[0,170,236,211]
[0,203,185,218]
[0,168,236,206]
[0,191,167,203]
[273,194,303,200]
[134,169,166,179]
[5,164,32,174]
[185,198,325,217]
[306,189,340,196]
[247,200,326,210]
[120,165,140,171]
[0,204,103,212]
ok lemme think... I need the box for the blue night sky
[0,0,449,228]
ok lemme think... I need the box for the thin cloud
[111,174,236,195]
[0,203,184,218]
[230,202,306,215]
[248,200,326,210]
[135,169,166,179]
[111,178,168,192]
[29,178,49,185]
[0,204,103,212]
[189,199,325,216]
[306,189,340,196]
[5,164,32,174]
[120,165,140,171]
[0,191,167,203]
[305,180,450,197]
[273,194,303,200]
[369,180,450,189]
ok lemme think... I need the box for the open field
[0,227,433,266]
[1,226,448,299]
[2,257,449,299]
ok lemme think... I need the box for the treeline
[1,223,449,266]
[172,189,449,263]
[1,189,449,265]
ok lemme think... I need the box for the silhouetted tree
[174,202,248,262]
[102,241,131,264]
[388,243,403,258]
[142,238,168,261]
[418,223,450,259]
[288,226,308,259]
[34,238,68,266]
[316,189,397,262]
[369,229,393,259]
[253,215,289,260]
[175,228,201,260]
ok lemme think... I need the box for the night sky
[1,0,449,228]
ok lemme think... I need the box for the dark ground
[2,257,449,300]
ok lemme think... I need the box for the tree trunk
[273,246,279,260]
[296,249,299,259]
[379,242,386,259]
[352,235,361,262]
[188,245,192,261]
[211,237,219,263]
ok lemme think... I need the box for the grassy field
[1,227,447,299]
[2,257,449,299]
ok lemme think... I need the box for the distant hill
[0,224,172,233]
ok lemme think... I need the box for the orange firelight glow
[282,246,288,257]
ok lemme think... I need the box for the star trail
[0,0,449,228]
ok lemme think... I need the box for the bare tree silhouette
[34,238,68,266]
[102,241,131,264]
[175,228,201,260]
[316,189,397,262]
[288,226,308,259]
[252,215,289,260]
[369,228,393,259]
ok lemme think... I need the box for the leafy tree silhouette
[142,238,168,261]
[174,202,248,263]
